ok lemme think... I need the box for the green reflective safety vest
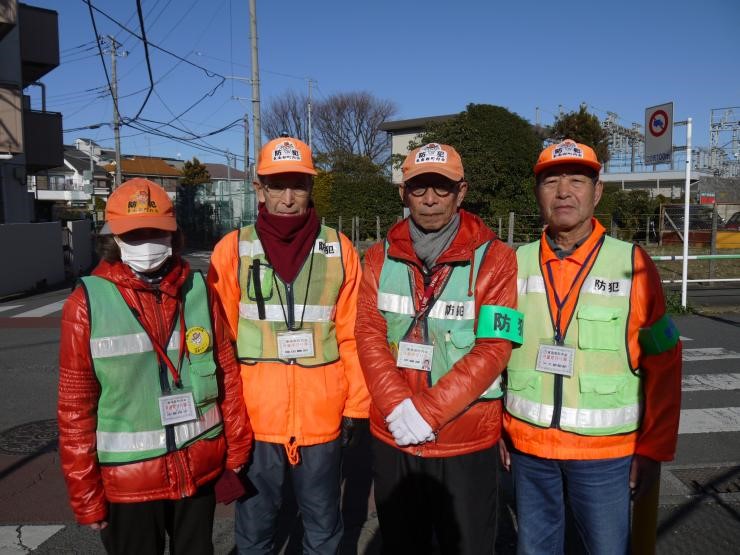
[82,272,222,464]
[506,236,642,436]
[377,241,503,399]
[236,225,344,367]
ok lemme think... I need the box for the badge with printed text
[277,330,315,359]
[158,390,198,426]
[396,340,434,371]
[535,341,576,377]
[185,326,210,355]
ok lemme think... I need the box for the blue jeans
[235,439,343,555]
[511,451,631,555]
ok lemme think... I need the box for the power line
[130,0,154,122]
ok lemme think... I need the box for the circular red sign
[649,110,669,137]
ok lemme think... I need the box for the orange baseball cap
[104,178,177,235]
[534,139,602,176]
[402,143,464,183]
[257,137,317,176]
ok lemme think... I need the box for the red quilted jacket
[355,210,518,458]
[58,257,252,525]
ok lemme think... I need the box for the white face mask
[114,234,173,273]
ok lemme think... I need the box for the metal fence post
[710,204,718,280]
[498,217,503,238]
[507,212,514,247]
[376,216,381,242]
[338,215,342,235]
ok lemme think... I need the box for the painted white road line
[679,336,693,341]
[0,305,21,313]
[678,407,740,434]
[682,373,740,392]
[12,300,65,318]
[0,525,64,553]
[682,347,740,362]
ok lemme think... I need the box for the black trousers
[372,438,499,555]
[100,483,216,555]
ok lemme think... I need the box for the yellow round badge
[185,326,210,355]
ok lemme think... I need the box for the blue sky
[33,0,740,167]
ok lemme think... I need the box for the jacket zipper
[550,259,564,429]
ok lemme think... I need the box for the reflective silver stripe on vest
[90,331,181,358]
[377,292,475,320]
[428,300,476,320]
[517,276,546,295]
[238,302,335,322]
[506,392,640,429]
[377,292,414,315]
[96,404,222,453]
[580,277,632,297]
[239,239,342,258]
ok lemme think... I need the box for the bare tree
[262,90,309,141]
[313,91,397,163]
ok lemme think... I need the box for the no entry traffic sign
[645,102,673,165]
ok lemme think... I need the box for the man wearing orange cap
[58,178,252,553]
[501,140,682,554]
[208,136,369,553]
[355,143,520,554]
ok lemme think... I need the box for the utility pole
[307,78,313,149]
[248,0,262,166]
[106,35,125,188]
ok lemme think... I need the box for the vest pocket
[578,374,632,408]
[189,361,219,406]
[506,370,541,392]
[577,306,622,351]
[444,329,476,367]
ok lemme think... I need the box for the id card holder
[396,340,434,371]
[159,389,198,426]
[535,339,576,377]
[277,330,315,359]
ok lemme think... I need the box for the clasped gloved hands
[386,398,434,446]
[340,416,368,448]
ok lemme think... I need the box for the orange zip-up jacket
[504,219,682,461]
[208,229,369,461]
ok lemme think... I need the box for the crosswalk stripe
[0,305,21,313]
[678,407,740,434]
[682,373,740,392]
[679,336,693,341]
[682,347,740,362]
[12,300,65,318]
[0,525,64,553]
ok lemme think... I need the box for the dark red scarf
[255,203,320,283]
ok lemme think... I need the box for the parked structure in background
[103,156,182,195]
[0,0,63,224]
[0,0,72,297]
[202,162,256,234]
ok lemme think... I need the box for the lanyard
[544,235,604,343]
[413,265,453,322]
[117,285,187,389]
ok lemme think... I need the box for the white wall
[390,131,423,184]
[0,222,64,296]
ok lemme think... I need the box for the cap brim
[534,158,602,175]
[403,165,463,183]
[257,165,317,176]
[107,216,177,235]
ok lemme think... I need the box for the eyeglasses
[261,182,312,198]
[404,181,462,198]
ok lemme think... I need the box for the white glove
[386,398,434,446]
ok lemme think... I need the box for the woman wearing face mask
[57,178,252,554]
